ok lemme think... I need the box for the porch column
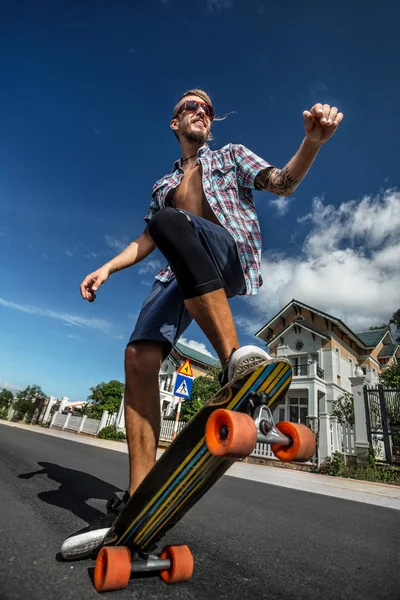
[308,383,318,418]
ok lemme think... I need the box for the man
[62,89,343,557]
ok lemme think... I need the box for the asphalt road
[1,423,399,600]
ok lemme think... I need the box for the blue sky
[1,0,399,400]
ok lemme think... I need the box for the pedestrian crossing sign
[177,359,193,378]
[174,373,193,399]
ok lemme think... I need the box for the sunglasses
[175,100,215,121]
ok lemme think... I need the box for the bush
[319,452,346,477]
[98,425,126,441]
[317,451,400,485]
[0,407,9,420]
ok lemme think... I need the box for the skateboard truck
[247,392,292,447]
[129,553,171,574]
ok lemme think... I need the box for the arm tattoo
[254,166,299,196]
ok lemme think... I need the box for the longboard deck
[104,359,292,554]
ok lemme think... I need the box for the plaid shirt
[144,143,272,295]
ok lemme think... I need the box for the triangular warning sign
[177,359,193,377]
[175,379,189,397]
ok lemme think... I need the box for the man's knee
[147,207,191,243]
[124,341,165,380]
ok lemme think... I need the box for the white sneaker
[61,527,110,560]
[219,346,271,386]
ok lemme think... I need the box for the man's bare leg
[184,288,240,367]
[124,340,166,496]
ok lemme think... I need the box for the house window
[289,397,308,424]
[160,374,173,393]
[291,356,308,376]
[274,404,286,423]
[349,358,354,377]
[166,374,173,392]
[295,340,304,351]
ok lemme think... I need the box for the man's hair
[171,88,214,141]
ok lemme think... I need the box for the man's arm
[105,226,156,274]
[255,103,343,196]
[80,227,156,302]
[254,138,321,196]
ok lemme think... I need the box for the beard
[180,121,208,144]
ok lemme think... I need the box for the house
[255,299,399,423]
[159,342,220,417]
[63,401,88,414]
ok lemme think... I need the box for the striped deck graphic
[107,360,292,552]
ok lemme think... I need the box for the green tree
[175,368,221,423]
[85,380,124,419]
[332,392,355,425]
[389,309,400,343]
[379,362,400,388]
[13,385,46,422]
[0,389,14,419]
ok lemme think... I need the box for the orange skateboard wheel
[271,422,316,462]
[205,409,257,458]
[94,546,131,592]
[160,545,194,583]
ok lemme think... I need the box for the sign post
[172,360,194,440]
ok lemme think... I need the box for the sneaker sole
[231,355,272,380]
[61,527,110,560]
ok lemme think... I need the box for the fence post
[378,385,392,464]
[97,411,109,434]
[331,416,340,453]
[318,413,331,464]
[78,415,87,434]
[49,412,57,428]
[349,374,370,464]
[62,414,71,430]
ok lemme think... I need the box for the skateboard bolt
[219,425,229,441]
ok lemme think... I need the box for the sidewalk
[2,420,400,511]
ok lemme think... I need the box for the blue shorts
[128,211,246,354]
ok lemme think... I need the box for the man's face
[172,95,213,144]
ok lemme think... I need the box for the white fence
[160,419,185,441]
[50,411,111,436]
[47,408,355,465]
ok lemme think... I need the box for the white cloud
[66,334,81,340]
[178,337,216,358]
[138,258,162,275]
[238,188,400,335]
[207,0,233,11]
[0,297,113,333]
[0,378,20,392]
[65,250,74,258]
[104,235,129,253]
[269,196,292,216]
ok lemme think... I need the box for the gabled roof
[174,342,220,369]
[355,328,388,348]
[256,299,367,348]
[378,343,399,358]
[267,321,330,347]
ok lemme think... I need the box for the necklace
[181,152,198,164]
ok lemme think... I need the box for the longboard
[105,359,291,552]
[90,358,316,592]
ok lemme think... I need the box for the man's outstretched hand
[303,103,344,145]
[80,266,111,302]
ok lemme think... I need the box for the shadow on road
[18,461,121,524]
